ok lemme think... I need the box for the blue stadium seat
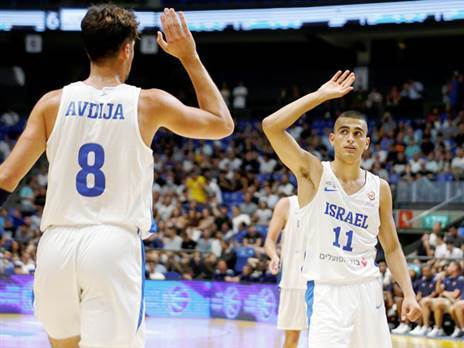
[222,191,245,205]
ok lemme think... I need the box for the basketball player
[265,195,307,348]
[262,70,421,348]
[0,5,233,348]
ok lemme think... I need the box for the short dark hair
[81,4,139,62]
[336,110,367,123]
[334,110,368,131]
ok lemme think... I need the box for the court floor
[1,314,463,348]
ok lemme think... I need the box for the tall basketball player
[262,71,421,348]
[0,5,233,348]
[265,196,307,348]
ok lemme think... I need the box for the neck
[85,60,124,88]
[331,156,363,181]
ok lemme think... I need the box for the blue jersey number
[332,226,354,252]
[76,143,106,197]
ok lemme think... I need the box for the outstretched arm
[264,197,289,275]
[378,179,422,322]
[144,9,233,139]
[262,71,355,180]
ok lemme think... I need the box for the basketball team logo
[165,285,191,316]
[223,286,242,319]
[324,181,337,192]
[361,257,368,268]
[255,288,277,321]
[367,191,375,200]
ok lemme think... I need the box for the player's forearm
[181,55,233,129]
[262,90,327,132]
[0,169,16,192]
[264,238,278,259]
[385,245,416,298]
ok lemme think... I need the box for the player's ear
[329,132,335,146]
[365,136,370,150]
[121,41,132,60]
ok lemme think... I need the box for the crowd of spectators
[1,71,464,338]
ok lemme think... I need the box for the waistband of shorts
[43,224,140,235]
[312,276,380,286]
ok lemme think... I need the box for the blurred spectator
[240,192,258,216]
[451,147,464,180]
[254,201,272,225]
[186,170,208,204]
[220,82,231,106]
[446,226,464,247]
[444,237,463,259]
[232,81,248,109]
[410,265,439,336]
[163,227,182,251]
[196,229,214,254]
[213,259,234,281]
[426,261,464,338]
[232,206,251,233]
[181,230,197,250]
[243,226,263,254]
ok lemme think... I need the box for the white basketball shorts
[306,278,392,348]
[277,288,308,331]
[33,225,145,348]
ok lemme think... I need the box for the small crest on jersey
[324,181,337,192]
[361,257,368,267]
[367,191,375,200]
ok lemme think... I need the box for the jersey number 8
[76,143,106,197]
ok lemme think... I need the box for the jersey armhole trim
[46,86,69,153]
[134,87,154,155]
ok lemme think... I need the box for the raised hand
[157,8,197,62]
[318,70,356,100]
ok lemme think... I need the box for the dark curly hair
[81,4,139,62]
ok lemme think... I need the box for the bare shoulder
[38,89,62,111]
[379,178,391,196]
[139,88,180,124]
[379,178,392,207]
[275,196,290,211]
[139,88,174,109]
[273,197,290,223]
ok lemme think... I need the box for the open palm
[157,8,197,62]
[318,70,356,100]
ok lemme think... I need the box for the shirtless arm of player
[378,179,422,321]
[264,197,289,274]
[262,71,355,207]
[140,9,234,139]
[0,91,59,194]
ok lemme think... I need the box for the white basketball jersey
[299,161,381,284]
[279,195,307,289]
[41,82,154,233]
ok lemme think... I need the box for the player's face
[329,117,370,163]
